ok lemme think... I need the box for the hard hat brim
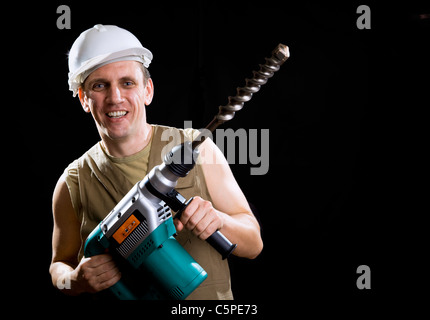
[68,46,152,97]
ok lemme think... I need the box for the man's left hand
[174,196,224,240]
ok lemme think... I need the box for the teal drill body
[84,174,208,300]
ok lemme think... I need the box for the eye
[92,83,105,91]
[124,81,134,87]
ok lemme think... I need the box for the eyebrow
[118,76,137,83]
[87,77,106,84]
[86,76,137,88]
[85,77,107,89]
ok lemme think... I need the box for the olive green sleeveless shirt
[63,124,233,300]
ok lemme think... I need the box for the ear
[144,78,154,106]
[78,87,91,113]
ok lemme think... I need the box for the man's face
[79,60,153,143]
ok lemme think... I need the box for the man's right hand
[71,254,121,294]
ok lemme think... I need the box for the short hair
[141,64,151,86]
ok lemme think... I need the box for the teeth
[107,111,127,118]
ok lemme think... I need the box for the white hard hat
[68,24,153,97]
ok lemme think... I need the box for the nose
[106,85,125,105]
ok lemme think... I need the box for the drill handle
[206,231,237,260]
[175,197,237,260]
[153,185,237,259]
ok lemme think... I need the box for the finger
[86,253,114,268]
[174,219,184,232]
[193,215,212,237]
[186,199,213,231]
[97,264,121,283]
[185,209,206,230]
[181,198,200,226]
[96,253,115,263]
[97,269,122,291]
[95,260,119,276]
[198,220,220,240]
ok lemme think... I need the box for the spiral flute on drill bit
[193,44,290,148]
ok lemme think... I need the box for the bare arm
[50,176,121,295]
[175,138,263,259]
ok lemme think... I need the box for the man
[50,24,263,300]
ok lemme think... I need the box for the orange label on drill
[112,214,140,244]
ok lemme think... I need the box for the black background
[10,0,429,313]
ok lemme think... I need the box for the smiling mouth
[107,111,128,118]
